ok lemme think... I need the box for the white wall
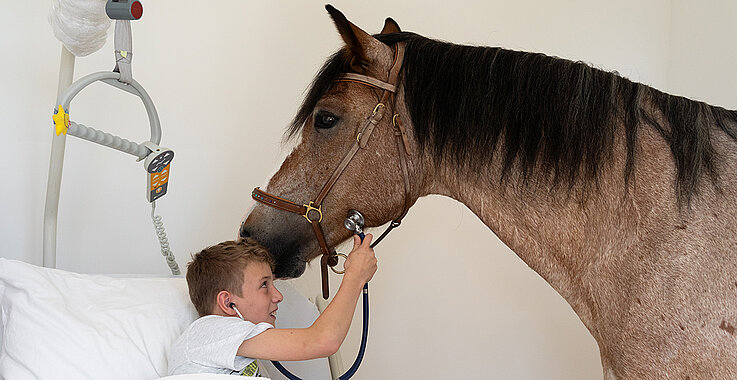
[3,1,731,379]
[668,1,737,109]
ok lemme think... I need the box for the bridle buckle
[372,103,385,116]
[302,201,323,223]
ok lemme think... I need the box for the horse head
[240,6,421,278]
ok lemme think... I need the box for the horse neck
[419,137,647,331]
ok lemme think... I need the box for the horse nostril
[239,225,251,239]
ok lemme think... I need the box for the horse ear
[380,17,401,34]
[325,4,376,68]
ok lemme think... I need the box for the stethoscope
[230,303,245,320]
[233,210,370,380]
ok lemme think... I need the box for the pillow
[0,258,198,380]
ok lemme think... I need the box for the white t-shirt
[167,315,273,376]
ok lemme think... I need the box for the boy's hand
[241,233,377,361]
[343,233,377,284]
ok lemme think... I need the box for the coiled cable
[151,201,180,275]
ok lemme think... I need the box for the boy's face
[232,261,283,325]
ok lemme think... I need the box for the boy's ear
[325,4,389,70]
[216,290,236,316]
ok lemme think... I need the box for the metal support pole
[43,45,75,268]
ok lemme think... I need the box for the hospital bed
[0,258,332,379]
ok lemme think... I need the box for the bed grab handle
[54,71,162,153]
[65,120,150,159]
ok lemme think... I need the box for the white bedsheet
[0,258,198,379]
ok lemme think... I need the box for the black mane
[290,32,737,205]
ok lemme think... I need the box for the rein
[252,42,410,300]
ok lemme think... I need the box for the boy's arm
[237,234,376,361]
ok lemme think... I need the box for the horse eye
[315,112,339,129]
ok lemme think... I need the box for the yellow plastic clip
[53,105,69,136]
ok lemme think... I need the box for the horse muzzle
[239,218,311,279]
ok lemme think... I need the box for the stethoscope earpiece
[229,302,245,320]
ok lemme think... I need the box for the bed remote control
[143,144,174,202]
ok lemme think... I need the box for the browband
[336,73,397,93]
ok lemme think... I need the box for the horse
[240,5,737,379]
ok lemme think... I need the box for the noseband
[252,43,411,299]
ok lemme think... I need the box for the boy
[167,234,377,376]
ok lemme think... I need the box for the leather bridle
[251,43,411,299]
